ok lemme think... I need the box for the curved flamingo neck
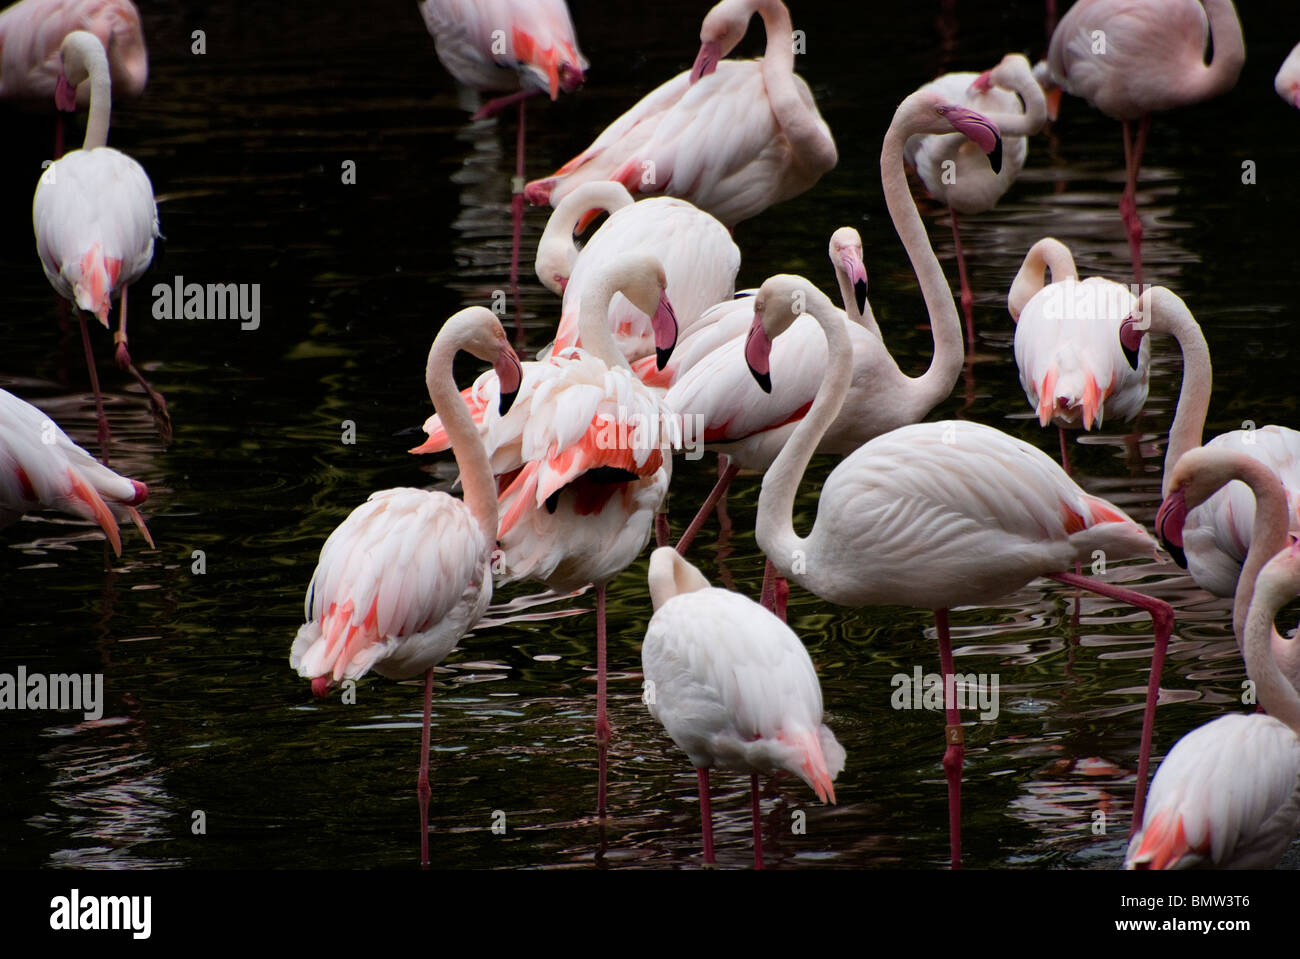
[982,59,1048,137]
[426,326,499,546]
[1009,238,1076,320]
[1222,457,1292,647]
[756,282,852,573]
[1244,559,1300,734]
[578,269,637,370]
[1145,287,1211,495]
[648,548,712,611]
[881,98,964,408]
[539,183,634,291]
[754,0,835,174]
[69,35,112,149]
[1190,0,1246,105]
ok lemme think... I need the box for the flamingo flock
[10,0,1300,875]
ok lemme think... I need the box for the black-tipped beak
[1122,342,1140,371]
[656,346,672,371]
[1155,490,1188,569]
[499,387,518,416]
[989,137,1003,176]
[1162,539,1188,569]
[1119,318,1144,371]
[749,367,772,394]
[855,279,867,316]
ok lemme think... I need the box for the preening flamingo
[290,306,523,867]
[905,52,1046,342]
[32,29,165,462]
[0,387,149,554]
[535,181,739,365]
[1045,0,1245,284]
[642,547,844,868]
[418,0,587,335]
[524,0,836,229]
[745,274,1171,866]
[1008,237,1149,468]
[1126,538,1300,869]
[1118,287,1300,602]
[1276,43,1300,108]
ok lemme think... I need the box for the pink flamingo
[524,0,836,230]
[291,306,523,868]
[32,30,166,463]
[1127,533,1300,869]
[1045,0,1245,284]
[1118,287,1300,607]
[1276,43,1300,108]
[906,53,1047,343]
[418,0,587,336]
[0,387,149,554]
[1009,237,1150,468]
[745,109,1175,863]
[642,547,844,869]
[0,0,146,156]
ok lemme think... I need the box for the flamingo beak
[969,69,993,96]
[942,105,1003,175]
[745,313,772,393]
[1045,86,1062,122]
[310,676,332,699]
[1155,488,1189,568]
[652,292,678,370]
[495,347,523,414]
[1118,316,1146,371]
[690,40,722,84]
[55,73,77,112]
[840,249,868,316]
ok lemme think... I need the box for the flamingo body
[0,0,146,103]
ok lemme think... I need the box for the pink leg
[1058,426,1071,474]
[714,455,734,535]
[936,608,963,869]
[697,768,715,864]
[675,460,741,555]
[750,773,764,870]
[417,666,434,868]
[760,558,776,609]
[949,208,975,346]
[772,576,788,623]
[596,585,611,817]
[1047,571,1172,833]
[655,512,669,548]
[77,311,112,464]
[114,286,174,446]
[1119,117,1149,287]
[510,99,526,345]
[472,86,540,121]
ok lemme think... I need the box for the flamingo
[666,86,991,564]
[524,0,836,230]
[905,53,1048,343]
[0,0,146,156]
[0,387,150,554]
[1118,286,1300,603]
[1045,0,1245,284]
[534,181,740,365]
[291,306,523,868]
[744,123,1175,866]
[1126,537,1300,869]
[1008,237,1150,468]
[1276,42,1300,108]
[32,30,165,463]
[641,547,844,868]
[418,0,587,336]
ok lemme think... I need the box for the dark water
[1,0,1299,870]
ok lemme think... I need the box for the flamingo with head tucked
[525,0,836,229]
[1276,43,1300,108]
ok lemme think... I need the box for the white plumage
[0,0,147,104]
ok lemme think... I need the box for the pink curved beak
[940,104,1003,174]
[969,69,993,95]
[1118,316,1146,370]
[495,347,523,414]
[55,73,77,112]
[652,292,678,370]
[839,249,868,315]
[690,40,722,84]
[1155,488,1188,568]
[745,313,772,393]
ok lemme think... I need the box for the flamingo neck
[83,54,112,149]
[539,183,634,291]
[648,548,712,611]
[1244,564,1300,734]
[1008,238,1076,320]
[578,272,636,370]
[1225,458,1292,647]
[881,100,964,409]
[756,282,852,575]
[981,60,1048,137]
[426,339,498,547]
[1148,288,1211,496]
[1191,0,1246,104]
[754,0,835,175]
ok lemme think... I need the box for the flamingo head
[744,312,772,394]
[55,73,78,112]
[748,275,815,393]
[693,0,753,83]
[441,307,523,414]
[970,69,994,96]
[1154,488,1188,569]
[310,675,332,699]
[608,253,677,369]
[1118,315,1147,371]
[58,32,110,107]
[494,345,523,414]
[690,40,723,83]
[829,228,867,316]
[934,101,1003,175]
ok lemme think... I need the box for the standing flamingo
[1127,538,1300,869]
[290,307,523,867]
[525,0,836,230]
[1045,0,1245,284]
[905,53,1047,343]
[745,174,1173,869]
[0,387,150,553]
[1118,286,1300,603]
[418,0,587,336]
[1276,43,1300,108]
[1009,237,1150,468]
[32,30,165,462]
[642,547,844,868]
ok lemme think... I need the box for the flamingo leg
[936,608,963,869]
[77,310,112,465]
[472,86,540,121]
[1119,116,1150,287]
[675,460,741,555]
[418,666,434,868]
[114,286,173,446]
[654,511,669,548]
[714,455,734,535]
[697,768,716,865]
[949,207,975,346]
[596,584,611,817]
[750,773,764,870]
[510,99,526,345]
[1058,426,1071,474]
[1046,571,1173,833]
